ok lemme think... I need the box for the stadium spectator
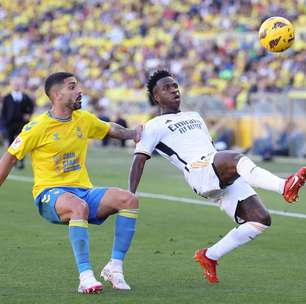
[0,0,305,111]
[287,123,306,158]
[97,106,111,147]
[1,77,35,169]
[253,122,306,160]
[114,112,128,148]
[252,123,274,161]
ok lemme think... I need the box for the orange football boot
[194,248,219,283]
[283,167,306,203]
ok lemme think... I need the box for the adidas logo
[165,120,172,124]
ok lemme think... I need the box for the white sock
[110,258,123,271]
[206,221,268,261]
[80,269,94,281]
[236,156,285,194]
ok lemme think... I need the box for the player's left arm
[0,152,17,186]
[108,122,142,143]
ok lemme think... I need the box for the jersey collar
[48,110,72,122]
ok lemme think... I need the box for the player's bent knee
[121,192,139,209]
[253,212,271,227]
[71,201,89,219]
[260,212,272,226]
[233,153,244,164]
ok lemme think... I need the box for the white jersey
[135,111,256,224]
[135,111,217,172]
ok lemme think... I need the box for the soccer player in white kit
[128,70,306,283]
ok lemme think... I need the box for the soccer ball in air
[259,16,295,52]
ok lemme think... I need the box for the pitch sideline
[7,174,306,220]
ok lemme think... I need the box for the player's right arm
[0,152,17,186]
[128,153,150,193]
[1,118,43,186]
[128,119,161,194]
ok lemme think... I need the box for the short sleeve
[7,120,42,160]
[135,121,161,157]
[86,112,110,139]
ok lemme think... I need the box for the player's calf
[195,221,269,283]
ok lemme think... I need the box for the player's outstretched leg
[99,190,139,290]
[217,153,305,203]
[194,195,270,283]
[194,221,268,284]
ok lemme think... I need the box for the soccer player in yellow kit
[0,72,142,294]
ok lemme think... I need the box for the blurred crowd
[0,0,305,112]
[252,121,306,160]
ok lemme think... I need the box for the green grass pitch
[1,147,306,304]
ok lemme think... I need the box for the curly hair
[146,70,174,105]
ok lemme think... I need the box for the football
[259,16,295,52]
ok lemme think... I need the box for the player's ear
[152,87,160,103]
[50,84,61,101]
[154,94,159,103]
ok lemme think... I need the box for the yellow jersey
[8,110,110,199]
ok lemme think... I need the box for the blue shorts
[35,187,108,225]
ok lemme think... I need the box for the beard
[72,101,82,110]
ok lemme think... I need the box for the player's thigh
[55,192,89,223]
[96,187,138,219]
[84,187,108,224]
[213,151,242,186]
[236,195,271,226]
[218,177,257,224]
[37,188,88,224]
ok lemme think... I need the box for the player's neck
[160,109,181,115]
[49,108,72,121]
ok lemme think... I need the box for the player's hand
[134,125,143,143]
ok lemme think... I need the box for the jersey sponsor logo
[167,119,202,134]
[63,152,81,172]
[11,136,22,150]
[53,152,81,174]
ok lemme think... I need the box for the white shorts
[185,156,256,223]
[214,178,256,223]
[185,153,221,197]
